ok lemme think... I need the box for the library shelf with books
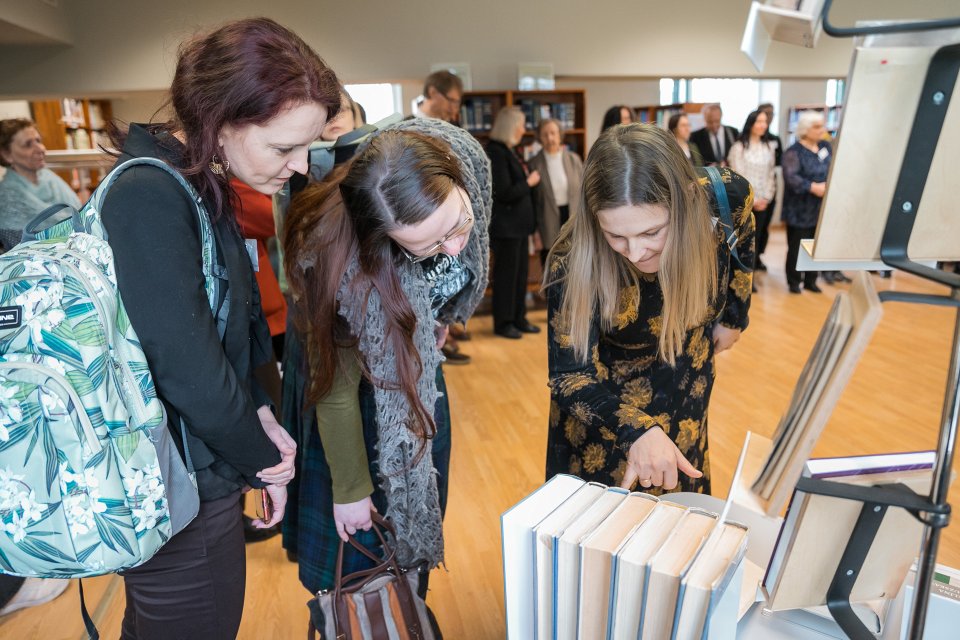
[634,102,707,129]
[460,88,587,160]
[786,103,842,144]
[31,98,114,196]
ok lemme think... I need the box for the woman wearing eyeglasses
[282,118,490,629]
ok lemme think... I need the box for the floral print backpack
[0,157,223,579]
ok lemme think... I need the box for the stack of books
[502,475,748,640]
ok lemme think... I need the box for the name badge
[818,147,830,162]
[244,239,259,272]
[0,306,22,329]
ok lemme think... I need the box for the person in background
[100,18,339,638]
[487,106,541,339]
[416,70,472,362]
[728,109,776,289]
[601,105,637,133]
[417,70,463,123]
[320,90,366,142]
[543,123,753,495]
[755,103,782,272]
[0,118,81,250]
[282,121,491,636]
[528,117,583,266]
[782,111,831,294]
[667,112,703,167]
[689,104,739,167]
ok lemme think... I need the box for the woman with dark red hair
[99,18,340,638]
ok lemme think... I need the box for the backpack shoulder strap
[89,157,229,337]
[704,166,751,273]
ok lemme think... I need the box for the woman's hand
[256,406,297,486]
[251,484,287,529]
[435,322,449,349]
[526,170,541,188]
[712,324,741,354]
[810,182,826,198]
[333,496,377,542]
[753,197,769,212]
[620,427,702,491]
[532,231,544,252]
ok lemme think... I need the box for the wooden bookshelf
[31,98,113,196]
[786,103,842,145]
[460,89,587,159]
[633,102,706,129]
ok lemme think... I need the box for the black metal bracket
[879,291,960,308]
[795,478,952,639]
[877,41,960,290]
[821,0,960,38]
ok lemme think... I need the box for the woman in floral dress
[544,124,754,495]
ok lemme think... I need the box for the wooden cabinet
[461,89,587,160]
[31,98,113,196]
[786,103,842,144]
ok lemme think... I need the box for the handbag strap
[704,166,752,273]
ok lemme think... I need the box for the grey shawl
[336,118,491,567]
[0,168,81,249]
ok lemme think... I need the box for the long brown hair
[544,124,718,365]
[284,130,465,441]
[109,17,340,218]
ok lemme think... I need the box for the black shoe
[805,282,823,293]
[441,344,471,365]
[243,515,280,543]
[821,272,836,284]
[756,258,768,272]
[789,283,802,294]
[515,320,541,334]
[285,548,298,563]
[495,325,522,339]
[834,272,852,283]
[752,283,758,293]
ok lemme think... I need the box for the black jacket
[690,125,740,166]
[486,140,536,239]
[100,124,280,501]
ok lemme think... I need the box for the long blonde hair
[544,124,718,365]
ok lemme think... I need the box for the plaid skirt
[281,331,452,594]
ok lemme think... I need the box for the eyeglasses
[442,93,462,107]
[399,205,474,264]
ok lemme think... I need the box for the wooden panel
[813,41,960,262]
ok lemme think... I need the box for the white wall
[0,0,956,97]
[0,0,74,45]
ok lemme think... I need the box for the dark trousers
[0,575,25,609]
[121,492,246,640]
[539,204,570,268]
[785,224,818,288]
[491,237,529,331]
[754,201,773,258]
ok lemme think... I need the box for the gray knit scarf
[336,118,491,568]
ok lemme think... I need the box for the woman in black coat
[486,107,541,339]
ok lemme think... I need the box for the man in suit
[689,103,739,167]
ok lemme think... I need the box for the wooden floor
[4,230,959,639]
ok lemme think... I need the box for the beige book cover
[640,509,718,640]
[554,488,630,640]
[576,493,659,640]
[674,521,749,640]
[609,501,688,640]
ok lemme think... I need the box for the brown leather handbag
[309,513,435,640]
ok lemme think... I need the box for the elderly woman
[486,106,541,339]
[528,117,584,266]
[782,111,831,294]
[0,119,81,250]
[668,113,703,167]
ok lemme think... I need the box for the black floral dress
[545,168,754,495]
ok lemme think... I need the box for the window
[659,78,782,134]
[825,79,846,107]
[344,83,402,124]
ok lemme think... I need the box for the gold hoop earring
[209,154,229,175]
